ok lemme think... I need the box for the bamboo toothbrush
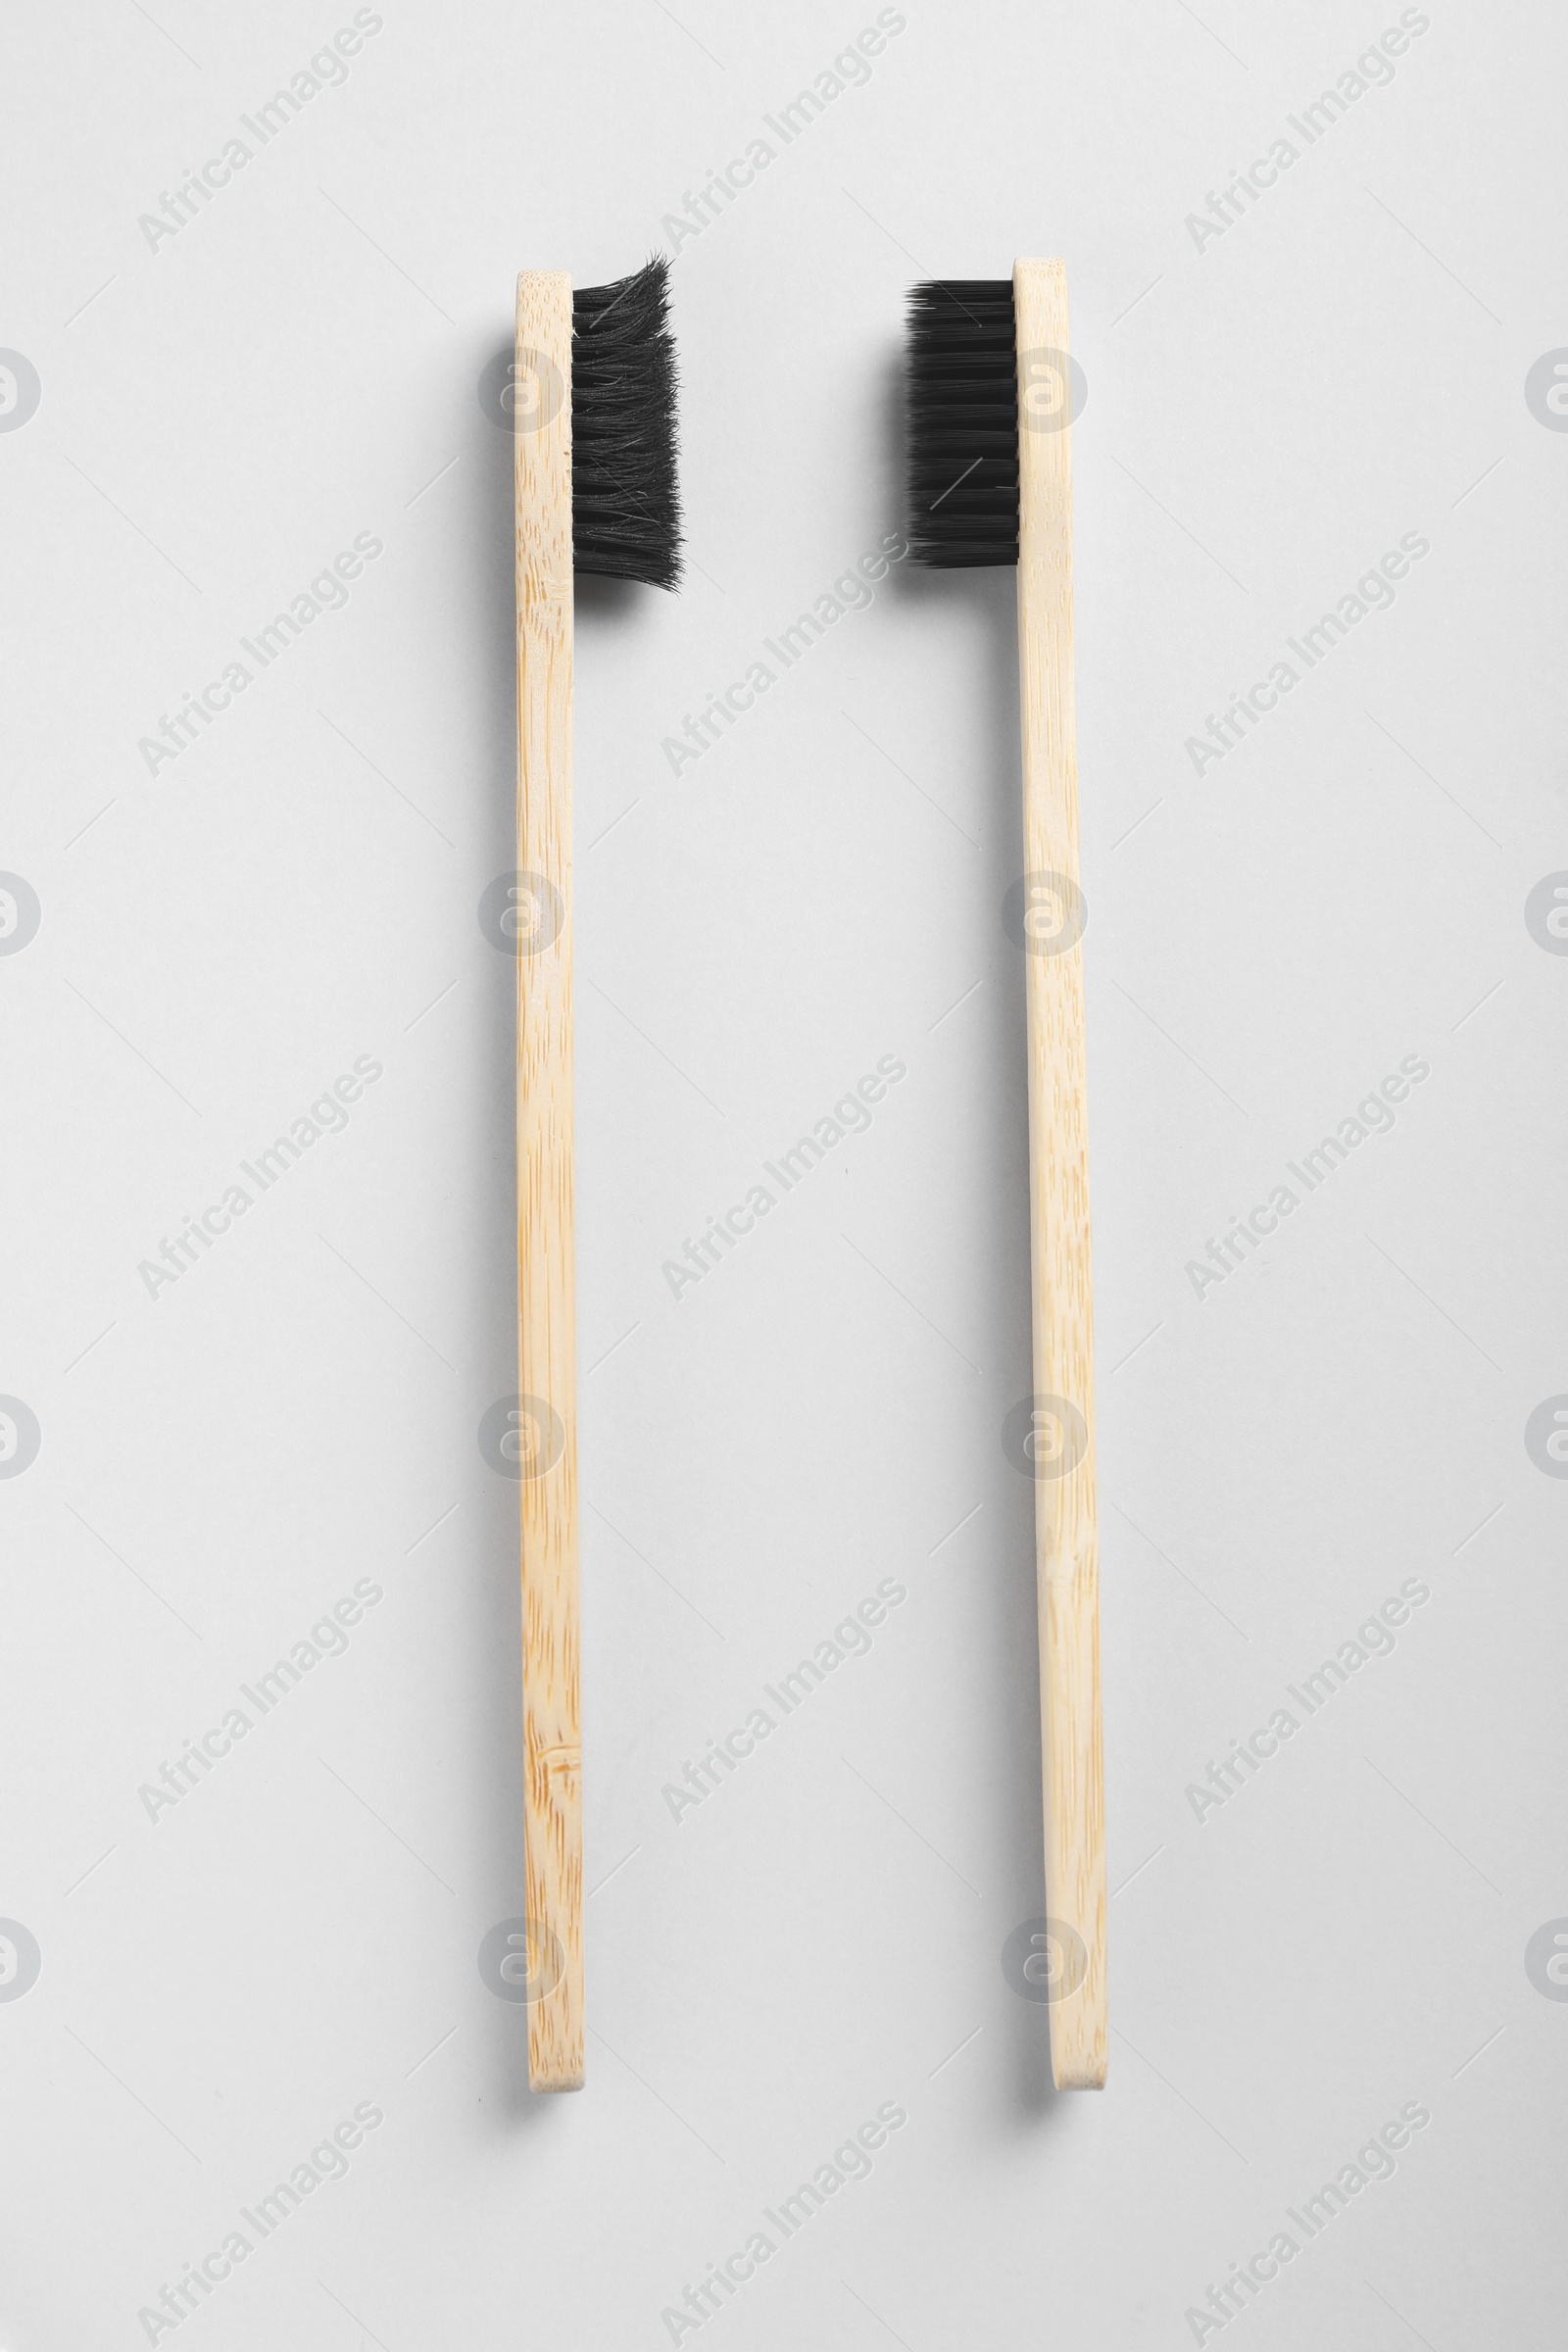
[514,256,680,2092]
[906,260,1105,2088]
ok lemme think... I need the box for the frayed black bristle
[906,279,1018,567]
[571,256,682,591]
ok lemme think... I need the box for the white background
[2,2,1565,2346]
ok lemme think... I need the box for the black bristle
[571,256,682,591]
[905,279,1018,568]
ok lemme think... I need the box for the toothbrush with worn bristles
[513,256,680,2092]
[906,260,1105,2089]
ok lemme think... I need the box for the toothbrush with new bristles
[906,260,1105,2088]
[513,256,680,2091]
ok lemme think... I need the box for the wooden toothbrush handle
[514,270,583,2091]
[1013,258,1106,2089]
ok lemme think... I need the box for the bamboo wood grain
[514,270,583,2092]
[1013,257,1106,2089]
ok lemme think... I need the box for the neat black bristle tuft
[905,279,1018,567]
[571,256,682,591]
